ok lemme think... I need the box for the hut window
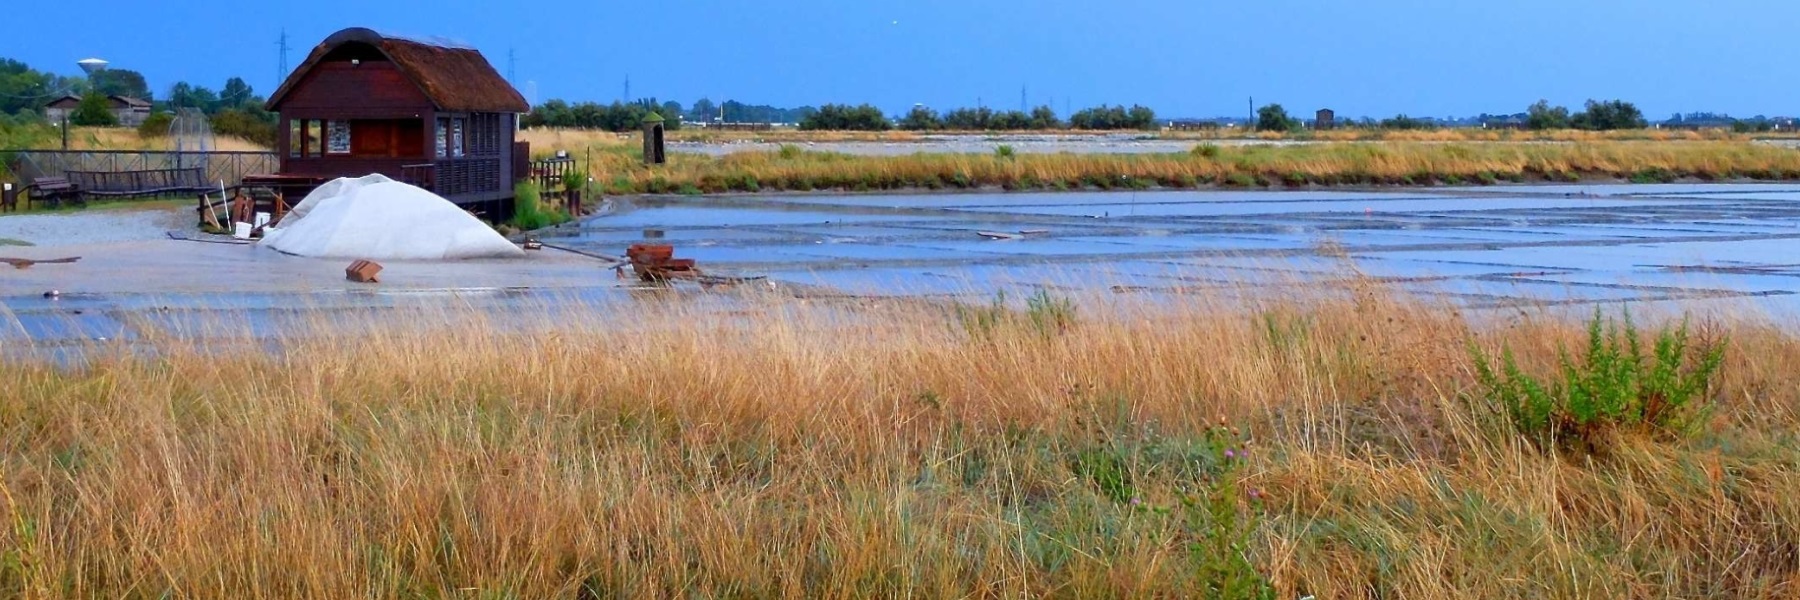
[326,120,351,155]
[435,119,448,158]
[304,120,323,157]
[288,120,303,157]
[451,118,466,158]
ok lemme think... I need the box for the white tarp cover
[260,174,525,260]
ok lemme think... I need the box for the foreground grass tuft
[1470,310,1726,454]
[0,285,1796,597]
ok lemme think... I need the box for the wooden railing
[400,163,436,192]
[399,158,503,199]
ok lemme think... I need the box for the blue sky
[6,0,1796,118]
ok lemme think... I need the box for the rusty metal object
[625,243,698,282]
[345,259,383,283]
[1,256,80,270]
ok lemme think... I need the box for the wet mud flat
[7,183,1800,346]
[555,184,1800,315]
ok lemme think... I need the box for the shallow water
[563,184,1800,310]
[9,183,1800,345]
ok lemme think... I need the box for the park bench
[26,177,83,209]
[66,167,212,199]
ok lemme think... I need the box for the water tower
[77,58,109,76]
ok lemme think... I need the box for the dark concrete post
[1,181,16,213]
[642,112,666,165]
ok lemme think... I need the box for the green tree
[90,69,152,101]
[943,107,994,130]
[991,110,1032,130]
[212,107,277,147]
[1069,105,1151,130]
[899,105,943,130]
[1255,103,1297,132]
[1126,105,1157,130]
[0,58,57,116]
[167,82,221,112]
[688,97,717,122]
[1526,100,1570,130]
[69,91,118,126]
[799,104,890,131]
[220,77,256,109]
[1571,99,1646,131]
[1380,114,1431,130]
[1028,105,1061,129]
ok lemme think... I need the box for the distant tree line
[156,76,278,146]
[1526,99,1646,130]
[0,56,278,145]
[799,104,890,131]
[895,105,1064,131]
[1068,105,1158,130]
[522,98,685,132]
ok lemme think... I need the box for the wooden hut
[259,27,529,219]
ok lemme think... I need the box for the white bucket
[233,222,253,240]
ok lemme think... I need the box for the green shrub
[1192,143,1222,159]
[137,111,173,138]
[1025,288,1076,336]
[69,92,118,127]
[777,144,802,160]
[1468,310,1725,454]
[510,181,568,231]
[994,144,1015,159]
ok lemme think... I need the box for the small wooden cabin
[262,28,529,217]
[45,95,153,127]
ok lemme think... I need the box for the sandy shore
[0,207,190,247]
[0,207,617,297]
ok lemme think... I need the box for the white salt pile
[260,174,524,260]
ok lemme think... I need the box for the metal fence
[1,150,279,188]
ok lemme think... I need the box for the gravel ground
[0,208,187,247]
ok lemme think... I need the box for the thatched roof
[267,27,528,114]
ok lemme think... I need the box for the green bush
[69,92,118,127]
[509,181,567,231]
[137,111,173,138]
[1469,310,1725,454]
[1193,144,1221,159]
[994,144,1015,159]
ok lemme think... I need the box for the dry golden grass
[549,139,1800,195]
[60,127,269,152]
[1,281,1797,598]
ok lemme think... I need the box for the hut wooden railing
[400,163,437,192]
[529,155,577,189]
[434,157,503,197]
[398,158,503,198]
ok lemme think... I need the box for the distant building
[44,95,152,126]
[1314,108,1335,130]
